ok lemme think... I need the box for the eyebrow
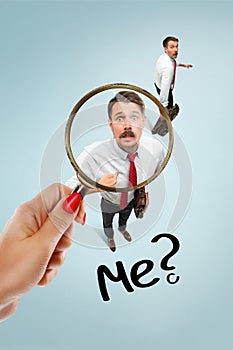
[113,110,141,117]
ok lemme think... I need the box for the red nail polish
[82,212,86,226]
[63,193,82,214]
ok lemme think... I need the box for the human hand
[178,63,193,69]
[0,183,85,322]
[98,172,119,190]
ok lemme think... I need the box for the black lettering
[130,259,160,288]
[97,261,134,301]
[151,233,180,271]
[166,273,180,284]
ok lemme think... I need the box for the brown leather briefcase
[133,186,147,219]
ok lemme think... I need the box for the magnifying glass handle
[71,184,87,198]
[63,184,87,214]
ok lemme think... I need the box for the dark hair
[108,91,145,119]
[163,36,179,48]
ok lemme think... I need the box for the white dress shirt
[66,136,164,205]
[154,53,176,107]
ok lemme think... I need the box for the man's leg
[156,89,173,136]
[152,83,163,134]
[101,198,118,238]
[118,199,134,241]
[154,83,161,95]
[101,211,115,238]
[167,88,174,109]
[154,83,173,108]
[101,198,118,251]
[152,87,179,136]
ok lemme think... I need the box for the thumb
[33,192,82,250]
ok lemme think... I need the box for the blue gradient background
[1,1,233,349]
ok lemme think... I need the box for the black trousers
[100,198,135,239]
[154,83,173,109]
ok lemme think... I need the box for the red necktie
[171,59,176,90]
[120,154,137,210]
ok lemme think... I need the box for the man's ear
[143,115,146,127]
[108,119,113,131]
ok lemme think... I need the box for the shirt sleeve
[159,65,173,107]
[65,174,81,189]
[65,149,98,189]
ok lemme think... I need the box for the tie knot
[128,153,137,162]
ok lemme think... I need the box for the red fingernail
[82,212,86,226]
[63,193,82,214]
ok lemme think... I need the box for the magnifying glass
[64,83,174,208]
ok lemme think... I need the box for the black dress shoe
[120,230,132,242]
[108,238,116,252]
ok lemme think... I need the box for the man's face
[109,101,146,153]
[164,40,178,59]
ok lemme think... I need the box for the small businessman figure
[66,91,164,252]
[152,36,192,136]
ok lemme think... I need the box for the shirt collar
[164,53,175,63]
[113,138,139,159]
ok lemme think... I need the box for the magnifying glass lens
[65,84,173,194]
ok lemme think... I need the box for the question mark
[151,233,180,284]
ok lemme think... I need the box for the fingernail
[61,251,67,262]
[63,193,82,214]
[82,212,86,226]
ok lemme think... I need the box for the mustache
[119,130,136,138]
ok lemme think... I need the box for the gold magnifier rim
[65,83,174,192]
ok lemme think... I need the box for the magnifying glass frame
[65,83,173,193]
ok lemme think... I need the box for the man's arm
[84,172,119,194]
[178,63,193,69]
[65,149,97,189]
[66,149,119,193]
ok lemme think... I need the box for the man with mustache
[66,91,164,252]
[152,36,192,136]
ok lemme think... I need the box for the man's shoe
[108,238,116,252]
[120,230,132,242]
